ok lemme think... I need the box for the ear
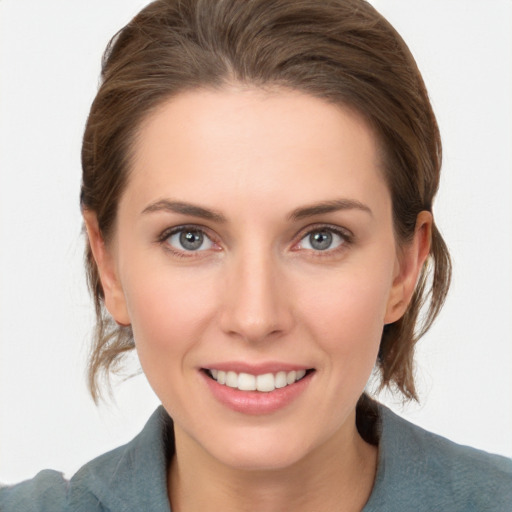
[384,211,432,324]
[83,210,131,326]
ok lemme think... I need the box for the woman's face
[93,87,422,470]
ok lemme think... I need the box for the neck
[168,413,378,512]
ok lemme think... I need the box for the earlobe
[384,211,432,324]
[82,210,131,326]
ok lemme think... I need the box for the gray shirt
[1,405,511,511]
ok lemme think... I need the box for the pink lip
[201,361,310,374]
[201,368,314,415]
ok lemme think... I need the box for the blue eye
[298,228,346,251]
[167,228,214,252]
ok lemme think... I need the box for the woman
[1,0,511,510]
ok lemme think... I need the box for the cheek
[121,264,218,365]
[298,260,394,365]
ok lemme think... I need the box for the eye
[296,228,348,252]
[166,228,214,252]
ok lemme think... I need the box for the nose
[219,248,294,344]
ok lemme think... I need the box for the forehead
[124,87,389,216]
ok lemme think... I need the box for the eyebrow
[142,197,372,223]
[288,199,373,221]
[141,199,227,223]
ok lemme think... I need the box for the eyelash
[293,224,354,256]
[156,224,354,258]
[157,225,219,259]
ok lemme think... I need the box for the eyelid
[156,223,353,256]
[157,224,221,256]
[292,223,354,251]
[157,223,210,241]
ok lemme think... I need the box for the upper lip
[201,362,313,374]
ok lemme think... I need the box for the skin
[84,87,431,511]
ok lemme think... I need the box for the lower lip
[201,371,313,415]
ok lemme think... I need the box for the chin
[200,423,319,472]
[216,444,308,472]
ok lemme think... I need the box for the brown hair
[81,0,451,402]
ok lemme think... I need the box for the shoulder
[0,470,69,512]
[67,406,172,511]
[365,405,512,511]
[0,407,172,512]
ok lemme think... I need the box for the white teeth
[238,372,256,391]
[286,370,297,385]
[226,371,238,388]
[208,368,308,392]
[296,369,306,380]
[256,373,275,392]
[275,371,287,389]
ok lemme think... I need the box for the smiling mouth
[204,368,314,392]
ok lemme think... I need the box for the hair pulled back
[81,0,451,402]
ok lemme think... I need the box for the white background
[0,0,511,483]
